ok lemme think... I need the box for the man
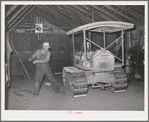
[29,42,65,96]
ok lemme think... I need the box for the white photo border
[1,1,148,121]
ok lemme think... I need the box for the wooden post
[103,31,106,48]
[122,29,124,66]
[83,30,87,67]
[6,31,12,83]
[128,31,132,48]
[91,7,94,23]
[72,34,75,65]
[9,39,31,79]
[89,32,91,51]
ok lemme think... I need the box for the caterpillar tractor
[63,21,134,97]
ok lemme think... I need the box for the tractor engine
[87,49,115,85]
[90,49,115,71]
[86,49,127,92]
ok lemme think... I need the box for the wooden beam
[83,30,87,67]
[118,6,143,26]
[71,5,93,23]
[38,8,71,31]
[5,5,18,17]
[59,5,85,25]
[39,12,74,30]
[133,6,144,13]
[92,6,120,21]
[46,5,81,27]
[39,10,64,28]
[91,7,94,22]
[9,38,31,79]
[104,5,134,23]
[80,5,105,22]
[65,5,90,24]
[10,14,32,33]
[8,6,35,29]
[9,6,36,32]
[91,7,113,21]
[7,5,27,25]
[39,6,70,27]
[41,6,77,28]
[64,6,85,25]
[51,5,82,26]
[9,8,35,32]
[116,6,143,22]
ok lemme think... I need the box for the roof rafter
[38,11,68,31]
[58,5,85,25]
[39,9,66,28]
[82,5,110,22]
[53,5,84,26]
[92,6,120,21]
[61,6,84,25]
[9,6,36,32]
[128,6,144,15]
[116,6,143,22]
[103,5,134,23]
[78,5,97,22]
[72,5,93,23]
[5,5,18,17]
[10,14,32,34]
[8,6,34,29]
[91,6,114,21]
[39,6,73,31]
[7,5,27,25]
[40,6,71,27]
[42,5,78,27]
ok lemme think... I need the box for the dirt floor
[6,74,144,111]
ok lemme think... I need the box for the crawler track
[109,67,128,92]
[64,71,88,97]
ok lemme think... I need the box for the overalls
[33,50,60,95]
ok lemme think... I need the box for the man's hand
[28,58,32,62]
[32,60,38,65]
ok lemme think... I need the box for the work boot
[32,89,39,96]
[32,92,39,98]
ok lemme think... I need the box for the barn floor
[6,74,144,111]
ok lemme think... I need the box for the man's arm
[28,50,39,62]
[33,51,51,64]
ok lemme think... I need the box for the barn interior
[4,3,146,116]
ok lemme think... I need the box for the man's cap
[42,42,50,48]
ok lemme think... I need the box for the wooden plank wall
[10,32,72,77]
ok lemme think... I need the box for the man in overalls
[29,42,65,96]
